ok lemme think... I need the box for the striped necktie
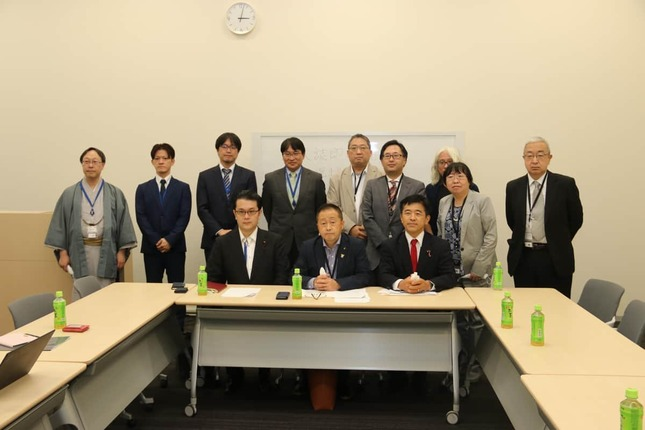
[222,168,232,200]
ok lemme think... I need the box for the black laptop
[0,330,54,390]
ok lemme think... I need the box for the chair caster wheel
[446,410,459,424]
[184,404,197,417]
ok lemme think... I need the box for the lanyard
[450,195,467,237]
[352,170,365,201]
[285,168,302,207]
[80,180,104,217]
[322,241,341,279]
[527,173,547,220]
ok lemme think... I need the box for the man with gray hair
[505,137,583,297]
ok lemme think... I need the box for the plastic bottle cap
[199,265,205,270]
[626,388,639,399]
[504,291,511,297]
[294,268,300,274]
[55,291,63,298]
[496,261,501,266]
[534,304,542,311]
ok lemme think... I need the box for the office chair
[617,300,645,348]
[577,278,625,326]
[8,292,56,329]
[73,276,102,301]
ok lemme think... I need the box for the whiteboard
[252,132,465,190]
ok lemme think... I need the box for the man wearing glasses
[197,132,257,262]
[206,190,290,394]
[262,137,327,265]
[45,147,137,289]
[506,137,583,298]
[327,134,383,241]
[361,140,425,270]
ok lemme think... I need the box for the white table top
[0,358,86,427]
[466,287,645,376]
[175,285,476,311]
[521,374,645,430]
[9,283,181,364]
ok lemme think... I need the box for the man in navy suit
[206,190,290,394]
[506,137,583,298]
[295,203,372,291]
[378,194,457,293]
[135,143,192,284]
[197,132,257,262]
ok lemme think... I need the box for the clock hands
[238,4,246,22]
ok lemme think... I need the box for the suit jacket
[426,181,479,235]
[206,228,290,285]
[135,177,192,254]
[196,165,257,251]
[361,175,425,269]
[378,232,457,292]
[294,233,373,291]
[326,163,383,234]
[505,171,583,277]
[437,190,497,277]
[262,166,326,251]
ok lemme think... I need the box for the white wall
[1,0,644,312]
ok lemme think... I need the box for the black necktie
[160,179,167,203]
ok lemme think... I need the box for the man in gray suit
[262,137,327,264]
[362,140,425,270]
[327,133,383,240]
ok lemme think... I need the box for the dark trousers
[513,247,573,298]
[143,252,187,329]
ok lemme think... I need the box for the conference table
[521,374,645,430]
[0,356,85,430]
[176,285,476,424]
[10,283,185,430]
[466,287,645,430]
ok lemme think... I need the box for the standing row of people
[44,134,583,300]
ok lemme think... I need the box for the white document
[378,289,437,296]
[221,287,260,298]
[332,288,370,303]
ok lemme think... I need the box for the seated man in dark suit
[378,194,457,394]
[295,203,372,292]
[378,194,457,293]
[294,203,373,400]
[206,190,290,394]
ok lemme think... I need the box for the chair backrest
[577,278,625,324]
[617,300,645,348]
[73,276,102,301]
[8,293,56,329]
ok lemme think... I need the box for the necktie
[243,238,248,262]
[530,181,546,242]
[222,168,232,200]
[410,238,418,273]
[388,180,398,214]
[159,179,167,203]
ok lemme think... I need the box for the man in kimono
[45,147,137,288]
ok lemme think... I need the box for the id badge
[87,225,97,239]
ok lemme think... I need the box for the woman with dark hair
[437,162,497,283]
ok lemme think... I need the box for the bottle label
[621,403,643,430]
[531,315,545,344]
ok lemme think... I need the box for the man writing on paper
[206,190,290,394]
[45,147,137,289]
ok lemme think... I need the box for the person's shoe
[292,379,305,396]
[225,378,242,394]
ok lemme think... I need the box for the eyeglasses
[282,151,302,158]
[318,220,339,228]
[446,173,467,181]
[402,210,425,217]
[438,159,453,166]
[220,144,238,151]
[82,159,103,166]
[311,292,326,300]
[348,145,370,152]
[523,152,549,161]
[153,156,170,162]
[234,209,260,216]
[382,153,403,160]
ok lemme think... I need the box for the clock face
[226,2,256,35]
